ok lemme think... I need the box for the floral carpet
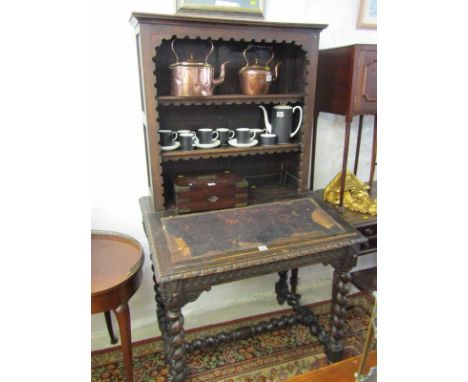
[92,294,373,382]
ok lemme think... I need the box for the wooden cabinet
[312,44,377,292]
[130,13,326,212]
[315,44,377,120]
[312,44,377,205]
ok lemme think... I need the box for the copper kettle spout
[213,61,230,86]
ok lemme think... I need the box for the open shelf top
[161,143,301,162]
[157,93,304,106]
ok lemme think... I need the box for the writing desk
[140,195,366,382]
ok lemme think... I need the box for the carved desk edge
[139,195,367,285]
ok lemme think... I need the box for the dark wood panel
[158,104,266,132]
[353,47,377,115]
[154,39,305,97]
[315,46,354,117]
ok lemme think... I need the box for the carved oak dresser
[131,13,367,382]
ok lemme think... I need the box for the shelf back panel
[154,39,305,96]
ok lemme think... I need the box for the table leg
[310,111,319,190]
[104,311,118,345]
[339,119,353,210]
[114,303,134,382]
[368,114,377,192]
[167,308,188,382]
[152,269,171,362]
[275,270,328,344]
[158,280,208,382]
[290,268,300,297]
[353,115,364,175]
[325,269,352,363]
[276,270,288,305]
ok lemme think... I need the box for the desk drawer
[359,236,377,255]
[356,223,377,255]
[357,224,377,238]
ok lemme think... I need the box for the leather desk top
[140,195,365,283]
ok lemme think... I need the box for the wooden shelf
[157,93,304,106]
[163,173,301,211]
[161,143,301,162]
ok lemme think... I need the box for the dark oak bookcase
[131,13,326,212]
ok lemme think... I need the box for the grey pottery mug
[260,133,277,146]
[198,128,219,144]
[236,128,255,144]
[179,133,199,151]
[177,130,195,141]
[159,130,178,147]
[250,128,266,140]
[216,128,235,145]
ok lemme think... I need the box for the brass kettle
[169,39,229,97]
[238,46,281,95]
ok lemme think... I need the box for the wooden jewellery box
[172,170,249,214]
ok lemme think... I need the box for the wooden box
[172,170,249,214]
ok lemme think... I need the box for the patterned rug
[92,294,373,382]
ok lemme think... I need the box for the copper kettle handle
[242,45,274,67]
[204,40,214,65]
[171,39,214,65]
[171,39,181,64]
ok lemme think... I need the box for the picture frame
[357,0,377,29]
[176,0,265,19]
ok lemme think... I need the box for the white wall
[91,0,377,349]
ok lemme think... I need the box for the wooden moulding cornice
[130,12,328,31]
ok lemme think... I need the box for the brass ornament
[323,171,377,216]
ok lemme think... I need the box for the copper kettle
[169,39,229,97]
[238,46,281,95]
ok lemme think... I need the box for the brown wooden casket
[172,170,249,214]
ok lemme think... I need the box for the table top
[141,195,365,282]
[91,231,144,296]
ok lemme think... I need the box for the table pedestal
[153,259,357,382]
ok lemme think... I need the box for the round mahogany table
[92,230,144,382]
